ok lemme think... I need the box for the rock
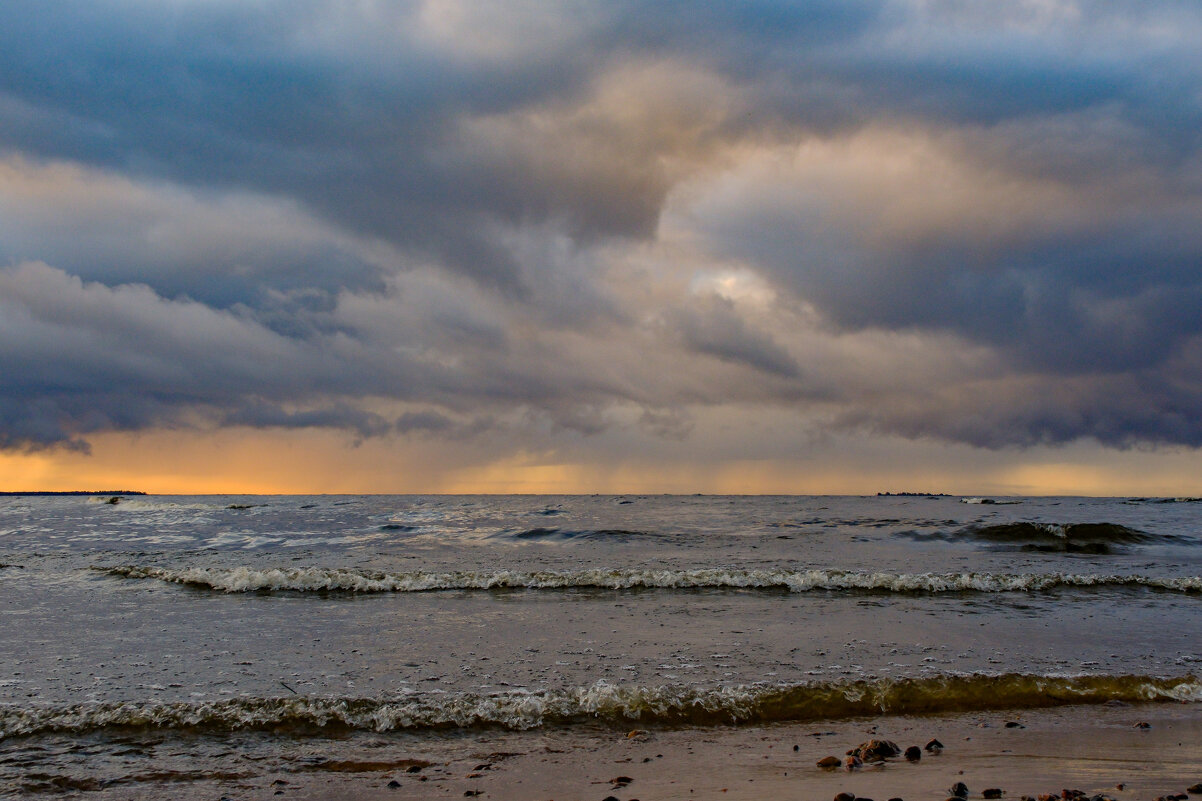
[834,793,856,801]
[984,790,1004,799]
[845,755,862,770]
[853,739,902,760]
[950,782,969,798]
[888,798,904,801]
[406,765,422,773]
[602,797,620,801]
[817,756,841,768]
[1188,785,1202,795]
[463,793,482,798]
[794,744,800,751]
[1038,795,1058,801]
[1062,790,1087,800]
[904,746,922,761]
[1134,721,1151,729]
[1170,795,1189,801]
[386,780,401,789]
[926,738,945,752]
[1004,721,1025,728]
[610,776,633,786]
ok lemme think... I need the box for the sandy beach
[60,700,1192,801]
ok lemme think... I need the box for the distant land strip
[0,491,148,496]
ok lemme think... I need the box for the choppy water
[1,494,1200,795]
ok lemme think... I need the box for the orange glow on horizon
[3,427,1202,497]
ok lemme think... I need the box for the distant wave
[901,521,1184,553]
[509,527,653,541]
[99,565,1202,594]
[2,673,1196,738]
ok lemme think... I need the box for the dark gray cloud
[3,1,1202,454]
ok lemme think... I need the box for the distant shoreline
[0,490,148,496]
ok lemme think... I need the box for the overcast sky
[3,0,1202,493]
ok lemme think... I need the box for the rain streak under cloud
[3,0,1202,488]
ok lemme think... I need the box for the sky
[3,0,1202,494]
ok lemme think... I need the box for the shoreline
[18,700,1199,800]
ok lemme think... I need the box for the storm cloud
[3,0,1202,455]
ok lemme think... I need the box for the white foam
[102,565,1202,595]
[2,673,1198,737]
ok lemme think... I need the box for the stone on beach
[983,789,1004,798]
[904,745,922,761]
[852,739,902,761]
[926,738,944,752]
[834,792,856,801]
[950,781,969,798]
[1188,786,1202,795]
[817,756,841,768]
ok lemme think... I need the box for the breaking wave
[98,565,1202,594]
[1,673,1197,738]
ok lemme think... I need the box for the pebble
[610,776,633,786]
[984,789,1004,799]
[950,782,969,798]
[817,756,841,768]
[904,746,922,761]
[845,755,863,770]
[834,793,856,801]
[386,779,401,789]
[926,738,945,752]
[1005,721,1025,729]
[1134,721,1151,729]
[1189,787,1202,795]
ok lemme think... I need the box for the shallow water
[1,494,1200,795]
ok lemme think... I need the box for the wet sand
[154,701,1202,801]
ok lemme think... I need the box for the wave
[2,673,1196,738]
[901,521,1179,553]
[509,527,652,541]
[98,565,1202,594]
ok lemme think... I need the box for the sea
[1,493,1199,797]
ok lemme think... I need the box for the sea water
[1,494,1199,796]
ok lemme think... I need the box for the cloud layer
[3,0,1202,458]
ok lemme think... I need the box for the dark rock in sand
[794,744,800,751]
[1004,721,1025,728]
[984,789,1004,798]
[926,738,944,752]
[834,793,856,801]
[845,755,863,770]
[463,792,483,798]
[602,797,620,801]
[1134,721,1151,729]
[950,782,969,798]
[818,756,841,768]
[1189,785,1202,794]
[386,780,401,788]
[904,745,921,761]
[1169,795,1189,801]
[406,765,422,773]
[888,798,904,801]
[853,739,902,760]
[610,776,633,786]
[1062,790,1087,800]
